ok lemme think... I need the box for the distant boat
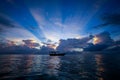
[49,51,65,56]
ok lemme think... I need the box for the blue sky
[0,0,120,45]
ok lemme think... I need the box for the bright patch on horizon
[70,48,84,52]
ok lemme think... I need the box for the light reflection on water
[47,56,60,76]
[0,52,120,80]
[95,54,104,80]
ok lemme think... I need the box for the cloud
[0,39,41,48]
[84,31,114,51]
[57,35,93,52]
[0,14,24,39]
[93,31,113,45]
[0,39,40,54]
[0,14,21,32]
[0,14,14,27]
[94,13,120,28]
[115,40,120,45]
[0,39,14,50]
[103,40,120,51]
[0,31,119,53]
[40,45,54,54]
[57,31,117,52]
[22,39,40,48]
[84,43,109,51]
[0,39,56,54]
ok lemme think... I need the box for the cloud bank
[0,31,120,54]
[57,31,119,52]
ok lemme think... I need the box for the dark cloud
[95,13,120,28]
[57,31,117,52]
[57,35,93,52]
[23,39,33,44]
[0,39,40,54]
[84,31,114,51]
[103,40,120,51]
[115,40,120,45]
[94,31,113,45]
[84,43,109,51]
[0,39,16,47]
[0,32,119,54]
[41,39,57,47]
[22,39,40,48]
[0,14,15,27]
[40,46,54,54]
[0,39,56,54]
[0,14,21,33]
[0,45,39,54]
[0,14,20,32]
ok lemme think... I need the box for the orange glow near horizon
[95,54,105,80]
[93,36,101,45]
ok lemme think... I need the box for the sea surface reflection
[0,52,120,80]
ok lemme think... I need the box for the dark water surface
[0,52,120,80]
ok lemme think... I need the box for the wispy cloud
[94,13,120,28]
[0,14,21,32]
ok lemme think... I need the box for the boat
[49,51,65,56]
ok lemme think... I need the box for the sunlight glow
[70,48,84,52]
[47,43,59,50]
[75,36,82,39]
[93,36,101,45]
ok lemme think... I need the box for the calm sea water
[0,52,120,80]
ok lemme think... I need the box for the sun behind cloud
[93,36,101,45]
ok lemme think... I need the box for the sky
[0,0,120,52]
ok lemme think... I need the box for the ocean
[0,52,120,80]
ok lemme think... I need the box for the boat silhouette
[49,51,65,56]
